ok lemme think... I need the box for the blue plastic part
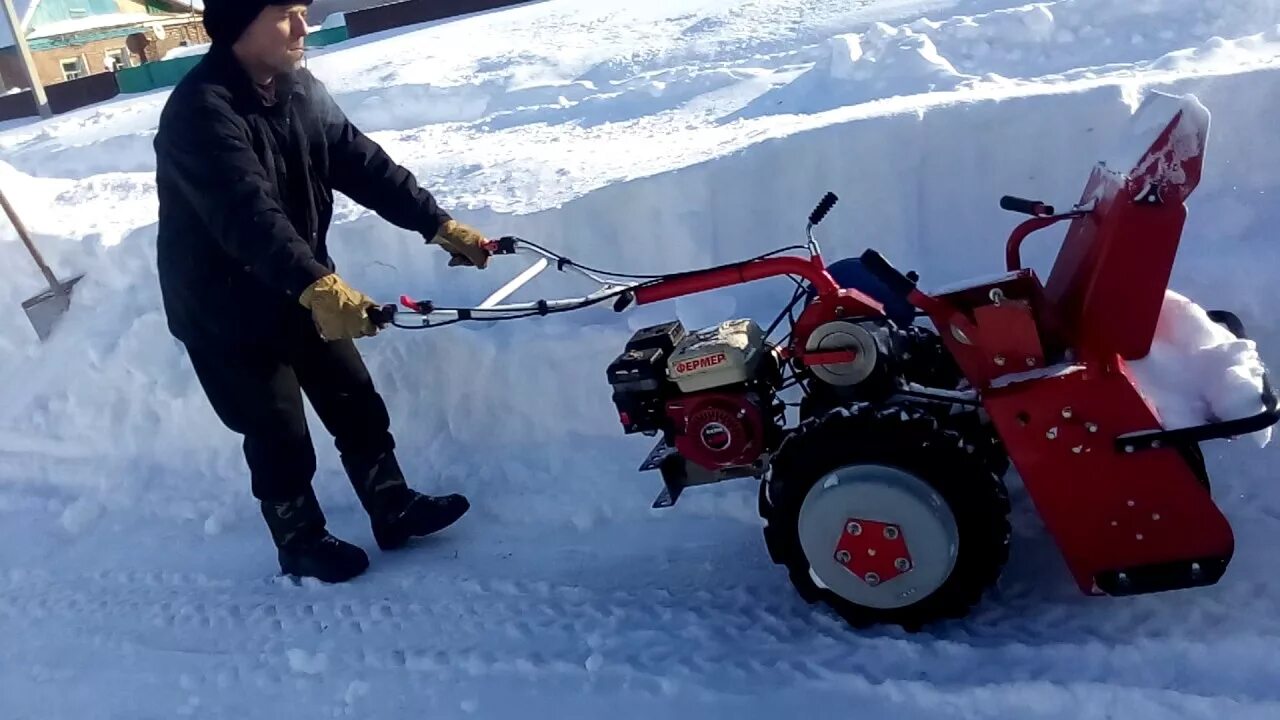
[819,257,917,326]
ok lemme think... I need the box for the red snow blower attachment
[379,91,1277,630]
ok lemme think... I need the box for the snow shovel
[0,186,83,341]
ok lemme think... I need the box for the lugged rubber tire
[761,404,1012,631]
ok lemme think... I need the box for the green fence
[114,25,350,95]
[115,54,202,94]
[306,26,349,48]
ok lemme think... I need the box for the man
[153,0,492,583]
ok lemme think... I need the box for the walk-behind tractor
[374,92,1278,629]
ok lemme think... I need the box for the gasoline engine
[606,312,963,507]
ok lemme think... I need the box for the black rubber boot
[261,491,369,583]
[343,451,470,551]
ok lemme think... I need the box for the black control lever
[1000,195,1055,216]
[613,290,635,313]
[487,235,521,254]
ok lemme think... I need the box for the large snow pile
[2,0,1280,718]
[1131,290,1273,447]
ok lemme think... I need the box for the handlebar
[1000,195,1055,216]
[366,235,642,329]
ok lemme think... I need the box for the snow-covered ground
[3,0,1280,717]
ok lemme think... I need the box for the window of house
[60,58,85,81]
[105,48,130,71]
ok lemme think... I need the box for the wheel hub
[833,518,914,586]
[797,464,959,610]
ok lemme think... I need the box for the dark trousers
[185,324,395,503]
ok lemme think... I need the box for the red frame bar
[804,349,858,366]
[632,256,840,306]
[1006,213,1085,271]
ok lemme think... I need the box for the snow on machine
[375,91,1278,630]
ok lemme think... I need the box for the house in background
[1,0,207,92]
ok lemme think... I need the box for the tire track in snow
[5,566,1280,704]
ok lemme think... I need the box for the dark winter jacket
[153,44,452,347]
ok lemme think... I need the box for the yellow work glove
[430,219,490,269]
[298,273,379,340]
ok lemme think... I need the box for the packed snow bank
[896,0,1280,80]
[732,0,1280,119]
[733,24,975,117]
[6,0,1279,187]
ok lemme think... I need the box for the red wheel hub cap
[833,517,914,585]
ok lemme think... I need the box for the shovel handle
[0,185,63,292]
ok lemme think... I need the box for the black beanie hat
[203,0,313,46]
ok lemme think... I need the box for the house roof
[27,12,165,40]
[2,1,201,49]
